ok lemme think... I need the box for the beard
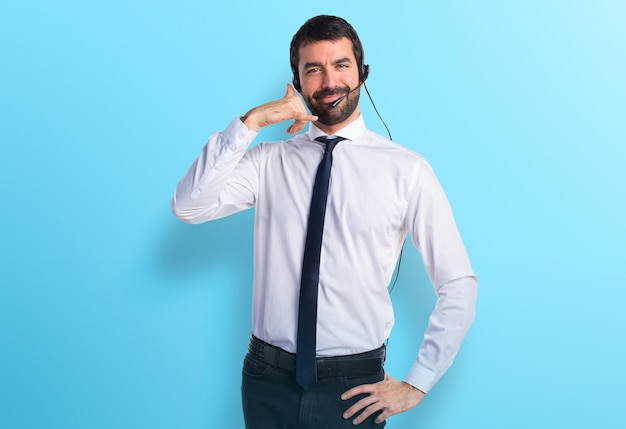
[304,85,360,126]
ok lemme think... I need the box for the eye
[306,67,321,75]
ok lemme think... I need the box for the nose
[322,69,338,89]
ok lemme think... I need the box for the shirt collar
[306,115,366,142]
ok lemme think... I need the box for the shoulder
[359,129,428,166]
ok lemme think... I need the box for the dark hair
[290,15,367,91]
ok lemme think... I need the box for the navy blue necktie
[295,136,345,391]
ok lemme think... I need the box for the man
[172,15,477,428]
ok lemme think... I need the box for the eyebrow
[302,57,353,70]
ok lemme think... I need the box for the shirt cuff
[223,116,258,149]
[404,362,440,393]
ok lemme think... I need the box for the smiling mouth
[322,94,343,104]
[314,88,350,103]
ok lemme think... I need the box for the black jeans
[241,353,386,429]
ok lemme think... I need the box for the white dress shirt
[171,115,477,392]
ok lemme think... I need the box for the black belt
[247,335,385,378]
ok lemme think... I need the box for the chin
[310,95,359,126]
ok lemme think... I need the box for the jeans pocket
[242,355,271,378]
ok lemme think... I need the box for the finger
[341,383,374,401]
[286,120,307,135]
[286,119,307,135]
[374,409,391,425]
[286,122,299,135]
[343,394,377,419]
[351,403,386,426]
[285,83,295,98]
[293,112,317,122]
[286,114,318,135]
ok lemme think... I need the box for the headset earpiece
[292,68,302,92]
[361,64,370,84]
[292,68,301,92]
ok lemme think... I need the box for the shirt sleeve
[171,117,259,223]
[403,159,478,393]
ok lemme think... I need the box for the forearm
[171,117,258,223]
[405,275,478,392]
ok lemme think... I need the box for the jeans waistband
[247,335,385,378]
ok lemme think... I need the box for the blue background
[2,1,625,428]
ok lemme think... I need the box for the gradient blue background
[2,1,625,428]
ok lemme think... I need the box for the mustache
[313,86,350,100]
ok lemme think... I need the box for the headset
[291,59,393,140]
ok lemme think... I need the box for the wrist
[240,111,260,132]
[403,382,426,397]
